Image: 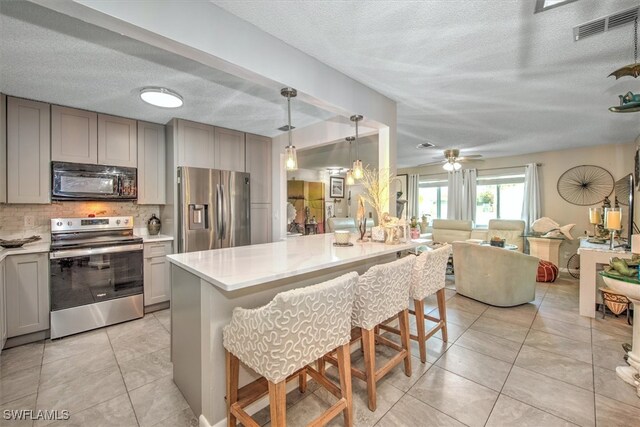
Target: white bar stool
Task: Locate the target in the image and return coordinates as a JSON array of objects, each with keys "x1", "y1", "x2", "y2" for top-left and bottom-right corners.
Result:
[
  {"x1": 325, "y1": 255, "x2": 416, "y2": 411},
  {"x1": 380, "y1": 244, "x2": 451, "y2": 363},
  {"x1": 223, "y1": 272, "x2": 358, "y2": 427}
]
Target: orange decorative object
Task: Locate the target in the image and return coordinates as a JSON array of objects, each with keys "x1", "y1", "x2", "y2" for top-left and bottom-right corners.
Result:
[{"x1": 537, "y1": 260, "x2": 558, "y2": 283}]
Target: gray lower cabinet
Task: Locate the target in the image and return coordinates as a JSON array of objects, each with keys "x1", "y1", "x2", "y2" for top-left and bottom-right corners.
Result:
[
  {"x1": 0, "y1": 259, "x2": 6, "y2": 352},
  {"x1": 5, "y1": 253, "x2": 49, "y2": 338},
  {"x1": 251, "y1": 204, "x2": 272, "y2": 244},
  {"x1": 143, "y1": 241, "x2": 172, "y2": 306},
  {"x1": 7, "y1": 97, "x2": 51, "y2": 204}
]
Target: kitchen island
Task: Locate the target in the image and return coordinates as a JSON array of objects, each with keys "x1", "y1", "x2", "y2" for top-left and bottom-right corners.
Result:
[{"x1": 167, "y1": 233, "x2": 419, "y2": 427}]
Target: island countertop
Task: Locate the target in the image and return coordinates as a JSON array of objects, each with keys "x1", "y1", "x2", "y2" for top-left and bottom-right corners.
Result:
[{"x1": 167, "y1": 233, "x2": 419, "y2": 291}]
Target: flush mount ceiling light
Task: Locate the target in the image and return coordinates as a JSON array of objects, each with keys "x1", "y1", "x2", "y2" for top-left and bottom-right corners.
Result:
[
  {"x1": 281, "y1": 87, "x2": 298, "y2": 171},
  {"x1": 534, "y1": 0, "x2": 578, "y2": 13},
  {"x1": 350, "y1": 115, "x2": 364, "y2": 180},
  {"x1": 139, "y1": 87, "x2": 183, "y2": 108}
]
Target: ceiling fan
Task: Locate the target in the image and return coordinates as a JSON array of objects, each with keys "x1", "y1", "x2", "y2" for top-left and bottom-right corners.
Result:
[{"x1": 421, "y1": 149, "x2": 483, "y2": 171}]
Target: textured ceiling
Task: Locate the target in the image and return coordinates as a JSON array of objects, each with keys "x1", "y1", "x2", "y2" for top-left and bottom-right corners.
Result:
[
  {"x1": 297, "y1": 135, "x2": 378, "y2": 171},
  {"x1": 213, "y1": 0, "x2": 640, "y2": 167},
  {"x1": 0, "y1": 1, "x2": 335, "y2": 137}
]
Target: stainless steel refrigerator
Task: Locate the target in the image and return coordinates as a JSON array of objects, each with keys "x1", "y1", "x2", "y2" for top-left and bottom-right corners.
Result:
[{"x1": 178, "y1": 167, "x2": 251, "y2": 253}]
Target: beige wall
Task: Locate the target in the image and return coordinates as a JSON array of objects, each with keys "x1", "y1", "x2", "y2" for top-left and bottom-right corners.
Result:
[{"x1": 401, "y1": 143, "x2": 636, "y2": 267}]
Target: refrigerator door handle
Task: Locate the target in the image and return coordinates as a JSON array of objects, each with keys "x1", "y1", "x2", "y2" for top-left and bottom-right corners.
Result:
[
  {"x1": 216, "y1": 184, "x2": 223, "y2": 236},
  {"x1": 220, "y1": 184, "x2": 226, "y2": 239}
]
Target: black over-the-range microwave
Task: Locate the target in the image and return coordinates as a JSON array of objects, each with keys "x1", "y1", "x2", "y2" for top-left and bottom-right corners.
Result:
[{"x1": 51, "y1": 162, "x2": 137, "y2": 201}]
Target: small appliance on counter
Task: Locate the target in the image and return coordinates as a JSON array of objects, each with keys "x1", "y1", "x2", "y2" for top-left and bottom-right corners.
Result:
[
  {"x1": 51, "y1": 161, "x2": 137, "y2": 201},
  {"x1": 49, "y1": 216, "x2": 143, "y2": 339}
]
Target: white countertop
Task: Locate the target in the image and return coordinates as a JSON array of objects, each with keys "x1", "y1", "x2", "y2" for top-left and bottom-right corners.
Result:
[
  {"x1": 167, "y1": 233, "x2": 419, "y2": 291},
  {"x1": 137, "y1": 234, "x2": 174, "y2": 243},
  {"x1": 0, "y1": 241, "x2": 51, "y2": 262},
  {"x1": 577, "y1": 236, "x2": 629, "y2": 254}
]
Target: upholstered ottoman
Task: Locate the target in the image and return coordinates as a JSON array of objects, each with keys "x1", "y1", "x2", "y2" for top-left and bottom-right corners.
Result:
[{"x1": 537, "y1": 260, "x2": 558, "y2": 282}]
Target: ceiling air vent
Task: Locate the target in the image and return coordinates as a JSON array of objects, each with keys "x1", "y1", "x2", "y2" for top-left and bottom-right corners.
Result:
[{"x1": 574, "y1": 6, "x2": 639, "y2": 41}]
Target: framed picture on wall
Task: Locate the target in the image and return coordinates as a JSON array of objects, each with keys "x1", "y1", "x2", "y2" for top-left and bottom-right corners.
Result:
[
  {"x1": 396, "y1": 174, "x2": 408, "y2": 199},
  {"x1": 330, "y1": 176, "x2": 345, "y2": 198}
]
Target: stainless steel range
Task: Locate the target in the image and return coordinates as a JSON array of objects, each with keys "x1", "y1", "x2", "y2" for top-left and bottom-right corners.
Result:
[{"x1": 49, "y1": 216, "x2": 144, "y2": 339}]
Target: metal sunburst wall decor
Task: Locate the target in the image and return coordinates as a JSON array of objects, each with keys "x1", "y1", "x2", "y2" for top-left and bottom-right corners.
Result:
[{"x1": 557, "y1": 165, "x2": 614, "y2": 206}]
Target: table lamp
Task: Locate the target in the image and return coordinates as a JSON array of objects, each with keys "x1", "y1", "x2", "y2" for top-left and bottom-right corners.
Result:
[
  {"x1": 604, "y1": 207, "x2": 622, "y2": 250},
  {"x1": 589, "y1": 207, "x2": 602, "y2": 237}
]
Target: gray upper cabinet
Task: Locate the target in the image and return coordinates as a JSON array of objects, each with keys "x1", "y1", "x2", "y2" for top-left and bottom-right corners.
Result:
[
  {"x1": 5, "y1": 253, "x2": 49, "y2": 338},
  {"x1": 176, "y1": 119, "x2": 215, "y2": 168},
  {"x1": 0, "y1": 259, "x2": 6, "y2": 352},
  {"x1": 51, "y1": 105, "x2": 98, "y2": 164},
  {"x1": 7, "y1": 97, "x2": 50, "y2": 204},
  {"x1": 245, "y1": 133, "x2": 272, "y2": 204},
  {"x1": 0, "y1": 94, "x2": 6, "y2": 204},
  {"x1": 138, "y1": 121, "x2": 166, "y2": 205},
  {"x1": 98, "y1": 114, "x2": 137, "y2": 168},
  {"x1": 214, "y1": 127, "x2": 245, "y2": 172}
]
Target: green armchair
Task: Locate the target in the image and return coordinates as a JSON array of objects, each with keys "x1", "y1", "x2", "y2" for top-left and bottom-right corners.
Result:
[{"x1": 452, "y1": 242, "x2": 538, "y2": 307}]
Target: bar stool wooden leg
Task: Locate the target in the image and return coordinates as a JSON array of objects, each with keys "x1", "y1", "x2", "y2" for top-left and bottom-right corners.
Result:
[
  {"x1": 414, "y1": 299, "x2": 427, "y2": 363},
  {"x1": 298, "y1": 367, "x2": 307, "y2": 393},
  {"x1": 398, "y1": 309, "x2": 412, "y2": 377},
  {"x1": 336, "y1": 343, "x2": 353, "y2": 427},
  {"x1": 437, "y1": 288, "x2": 448, "y2": 342},
  {"x1": 361, "y1": 327, "x2": 377, "y2": 411},
  {"x1": 317, "y1": 357, "x2": 326, "y2": 376},
  {"x1": 268, "y1": 380, "x2": 287, "y2": 427},
  {"x1": 225, "y1": 350, "x2": 239, "y2": 427}
]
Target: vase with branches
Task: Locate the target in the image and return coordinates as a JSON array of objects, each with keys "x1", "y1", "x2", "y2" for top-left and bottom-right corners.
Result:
[{"x1": 359, "y1": 167, "x2": 397, "y2": 241}]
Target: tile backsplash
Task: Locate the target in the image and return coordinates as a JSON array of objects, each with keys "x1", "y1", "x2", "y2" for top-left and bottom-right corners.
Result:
[{"x1": 0, "y1": 202, "x2": 160, "y2": 240}]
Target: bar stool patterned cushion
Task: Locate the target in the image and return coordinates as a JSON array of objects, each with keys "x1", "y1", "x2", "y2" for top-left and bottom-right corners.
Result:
[
  {"x1": 410, "y1": 244, "x2": 451, "y2": 300},
  {"x1": 222, "y1": 272, "x2": 358, "y2": 384},
  {"x1": 352, "y1": 255, "x2": 416, "y2": 330}
]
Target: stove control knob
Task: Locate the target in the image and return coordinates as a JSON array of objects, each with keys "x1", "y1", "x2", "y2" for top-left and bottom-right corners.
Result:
[
  {"x1": 56, "y1": 221, "x2": 63, "y2": 227},
  {"x1": 116, "y1": 220, "x2": 121, "y2": 225},
  {"x1": 67, "y1": 221, "x2": 72, "y2": 226}
]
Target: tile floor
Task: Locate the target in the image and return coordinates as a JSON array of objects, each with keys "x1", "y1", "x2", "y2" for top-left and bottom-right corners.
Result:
[
  {"x1": 0, "y1": 275, "x2": 638, "y2": 426},
  {"x1": 0, "y1": 309, "x2": 198, "y2": 427}
]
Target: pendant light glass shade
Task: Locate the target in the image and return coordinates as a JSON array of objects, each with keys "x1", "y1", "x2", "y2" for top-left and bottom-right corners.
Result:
[
  {"x1": 352, "y1": 160, "x2": 364, "y2": 179},
  {"x1": 281, "y1": 87, "x2": 298, "y2": 171},
  {"x1": 443, "y1": 162, "x2": 454, "y2": 172},
  {"x1": 346, "y1": 170, "x2": 355, "y2": 185},
  {"x1": 285, "y1": 145, "x2": 298, "y2": 171},
  {"x1": 453, "y1": 162, "x2": 462, "y2": 171},
  {"x1": 350, "y1": 114, "x2": 364, "y2": 180}
]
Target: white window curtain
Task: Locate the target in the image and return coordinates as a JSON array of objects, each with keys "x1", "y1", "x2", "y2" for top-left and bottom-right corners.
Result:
[
  {"x1": 521, "y1": 163, "x2": 541, "y2": 232},
  {"x1": 407, "y1": 174, "x2": 420, "y2": 219},
  {"x1": 448, "y1": 169, "x2": 477, "y2": 221}
]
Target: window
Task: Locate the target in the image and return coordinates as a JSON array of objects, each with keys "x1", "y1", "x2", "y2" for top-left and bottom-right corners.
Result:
[
  {"x1": 418, "y1": 179, "x2": 448, "y2": 222},
  {"x1": 534, "y1": 0, "x2": 578, "y2": 13},
  {"x1": 476, "y1": 174, "x2": 525, "y2": 227}
]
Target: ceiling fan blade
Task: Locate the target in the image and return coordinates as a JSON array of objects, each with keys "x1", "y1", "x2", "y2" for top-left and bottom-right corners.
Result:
[
  {"x1": 457, "y1": 155, "x2": 483, "y2": 161},
  {"x1": 419, "y1": 160, "x2": 448, "y2": 167}
]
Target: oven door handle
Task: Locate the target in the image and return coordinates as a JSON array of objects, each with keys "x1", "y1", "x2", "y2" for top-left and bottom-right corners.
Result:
[{"x1": 50, "y1": 244, "x2": 144, "y2": 259}]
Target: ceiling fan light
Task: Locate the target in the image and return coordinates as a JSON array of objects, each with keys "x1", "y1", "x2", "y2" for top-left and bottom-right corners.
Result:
[
  {"x1": 140, "y1": 87, "x2": 183, "y2": 108},
  {"x1": 453, "y1": 162, "x2": 462, "y2": 171},
  {"x1": 346, "y1": 170, "x2": 355, "y2": 185},
  {"x1": 443, "y1": 162, "x2": 454, "y2": 172}
]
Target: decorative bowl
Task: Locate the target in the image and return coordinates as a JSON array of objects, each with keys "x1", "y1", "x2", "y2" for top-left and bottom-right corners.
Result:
[{"x1": 0, "y1": 235, "x2": 42, "y2": 249}]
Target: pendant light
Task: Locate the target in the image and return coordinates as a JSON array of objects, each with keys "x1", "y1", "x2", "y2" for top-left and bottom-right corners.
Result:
[
  {"x1": 281, "y1": 87, "x2": 298, "y2": 171},
  {"x1": 350, "y1": 115, "x2": 364, "y2": 179},
  {"x1": 345, "y1": 136, "x2": 355, "y2": 185}
]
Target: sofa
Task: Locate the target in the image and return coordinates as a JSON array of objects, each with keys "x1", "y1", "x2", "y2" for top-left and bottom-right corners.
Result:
[
  {"x1": 326, "y1": 217, "x2": 375, "y2": 233},
  {"x1": 431, "y1": 219, "x2": 525, "y2": 252},
  {"x1": 452, "y1": 242, "x2": 538, "y2": 306}
]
